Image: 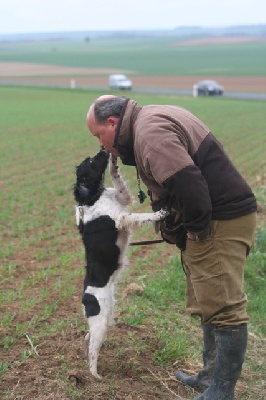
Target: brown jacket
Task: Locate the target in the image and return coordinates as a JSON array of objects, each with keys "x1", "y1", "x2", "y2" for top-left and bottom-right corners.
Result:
[{"x1": 114, "y1": 99, "x2": 257, "y2": 232}]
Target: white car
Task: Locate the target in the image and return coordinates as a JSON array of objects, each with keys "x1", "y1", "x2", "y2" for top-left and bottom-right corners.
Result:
[
  {"x1": 196, "y1": 80, "x2": 223, "y2": 96},
  {"x1": 109, "y1": 74, "x2": 132, "y2": 90}
]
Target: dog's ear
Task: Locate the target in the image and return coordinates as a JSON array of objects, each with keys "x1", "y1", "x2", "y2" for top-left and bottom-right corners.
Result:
[
  {"x1": 74, "y1": 184, "x2": 90, "y2": 203},
  {"x1": 79, "y1": 186, "x2": 90, "y2": 198}
]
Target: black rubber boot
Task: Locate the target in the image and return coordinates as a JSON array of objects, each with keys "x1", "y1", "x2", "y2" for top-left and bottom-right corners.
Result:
[
  {"x1": 175, "y1": 323, "x2": 216, "y2": 391},
  {"x1": 193, "y1": 324, "x2": 248, "y2": 400}
]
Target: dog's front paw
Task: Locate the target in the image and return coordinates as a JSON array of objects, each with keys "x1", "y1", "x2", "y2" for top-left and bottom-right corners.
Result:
[{"x1": 157, "y1": 208, "x2": 170, "y2": 220}]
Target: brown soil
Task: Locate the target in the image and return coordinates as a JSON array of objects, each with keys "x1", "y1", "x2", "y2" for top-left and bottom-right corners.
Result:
[
  {"x1": 0, "y1": 62, "x2": 265, "y2": 92},
  {"x1": 1, "y1": 232, "x2": 264, "y2": 400},
  {"x1": 2, "y1": 193, "x2": 265, "y2": 400},
  {"x1": 0, "y1": 237, "x2": 191, "y2": 400}
]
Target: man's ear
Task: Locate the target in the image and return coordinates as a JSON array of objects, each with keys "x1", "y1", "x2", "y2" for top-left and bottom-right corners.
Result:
[{"x1": 107, "y1": 116, "x2": 119, "y2": 127}]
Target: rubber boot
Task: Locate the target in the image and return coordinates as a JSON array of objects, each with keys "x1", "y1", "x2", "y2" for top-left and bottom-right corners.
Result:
[
  {"x1": 175, "y1": 323, "x2": 216, "y2": 391},
  {"x1": 193, "y1": 324, "x2": 247, "y2": 400}
]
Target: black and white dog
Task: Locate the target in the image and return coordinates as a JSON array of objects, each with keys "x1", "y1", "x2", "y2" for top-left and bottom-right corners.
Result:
[{"x1": 74, "y1": 148, "x2": 168, "y2": 379}]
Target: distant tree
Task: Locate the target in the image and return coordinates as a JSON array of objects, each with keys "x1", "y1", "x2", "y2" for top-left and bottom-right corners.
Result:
[{"x1": 85, "y1": 37, "x2": 90, "y2": 43}]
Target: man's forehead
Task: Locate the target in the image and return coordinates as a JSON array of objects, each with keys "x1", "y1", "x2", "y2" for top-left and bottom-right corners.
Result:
[{"x1": 87, "y1": 106, "x2": 97, "y2": 132}]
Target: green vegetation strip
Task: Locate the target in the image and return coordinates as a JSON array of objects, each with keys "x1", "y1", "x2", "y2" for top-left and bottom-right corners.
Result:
[{"x1": 0, "y1": 39, "x2": 266, "y2": 75}]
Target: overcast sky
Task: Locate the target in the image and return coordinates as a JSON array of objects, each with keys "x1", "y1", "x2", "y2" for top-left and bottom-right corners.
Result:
[{"x1": 0, "y1": 0, "x2": 265, "y2": 35}]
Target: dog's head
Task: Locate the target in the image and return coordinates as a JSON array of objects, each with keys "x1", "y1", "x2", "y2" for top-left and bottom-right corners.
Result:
[{"x1": 74, "y1": 147, "x2": 109, "y2": 206}]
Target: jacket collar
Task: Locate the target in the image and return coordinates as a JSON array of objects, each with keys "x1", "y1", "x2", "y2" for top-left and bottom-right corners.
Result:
[{"x1": 113, "y1": 99, "x2": 142, "y2": 166}]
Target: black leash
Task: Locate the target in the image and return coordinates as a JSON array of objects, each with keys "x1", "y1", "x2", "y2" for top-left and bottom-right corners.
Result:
[{"x1": 130, "y1": 239, "x2": 165, "y2": 246}]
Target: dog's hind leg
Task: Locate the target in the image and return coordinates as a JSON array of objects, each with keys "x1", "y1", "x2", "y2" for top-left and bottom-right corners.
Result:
[
  {"x1": 86, "y1": 315, "x2": 108, "y2": 380},
  {"x1": 83, "y1": 291, "x2": 109, "y2": 379}
]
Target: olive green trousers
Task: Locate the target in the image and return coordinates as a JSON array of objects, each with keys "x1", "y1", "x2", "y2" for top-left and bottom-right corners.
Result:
[{"x1": 183, "y1": 212, "x2": 257, "y2": 326}]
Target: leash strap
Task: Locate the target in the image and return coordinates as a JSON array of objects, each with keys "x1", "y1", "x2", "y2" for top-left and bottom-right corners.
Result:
[{"x1": 130, "y1": 239, "x2": 165, "y2": 246}]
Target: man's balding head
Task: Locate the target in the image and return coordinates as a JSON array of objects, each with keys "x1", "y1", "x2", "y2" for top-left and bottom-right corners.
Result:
[{"x1": 86, "y1": 95, "x2": 128, "y2": 156}]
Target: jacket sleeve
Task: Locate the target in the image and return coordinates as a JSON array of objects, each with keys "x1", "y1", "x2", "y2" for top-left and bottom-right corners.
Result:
[{"x1": 164, "y1": 165, "x2": 212, "y2": 232}]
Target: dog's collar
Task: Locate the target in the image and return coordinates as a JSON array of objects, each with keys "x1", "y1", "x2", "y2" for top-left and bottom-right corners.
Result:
[
  {"x1": 75, "y1": 206, "x2": 85, "y2": 227},
  {"x1": 78, "y1": 206, "x2": 85, "y2": 222}
]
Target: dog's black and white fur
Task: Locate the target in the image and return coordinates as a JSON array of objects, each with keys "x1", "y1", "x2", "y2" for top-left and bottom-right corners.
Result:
[{"x1": 74, "y1": 148, "x2": 168, "y2": 379}]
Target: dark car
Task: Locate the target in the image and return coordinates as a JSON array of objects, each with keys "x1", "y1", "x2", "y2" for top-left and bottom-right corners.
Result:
[{"x1": 196, "y1": 80, "x2": 223, "y2": 96}]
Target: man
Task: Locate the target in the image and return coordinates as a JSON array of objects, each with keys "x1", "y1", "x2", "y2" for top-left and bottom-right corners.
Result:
[{"x1": 86, "y1": 95, "x2": 257, "y2": 400}]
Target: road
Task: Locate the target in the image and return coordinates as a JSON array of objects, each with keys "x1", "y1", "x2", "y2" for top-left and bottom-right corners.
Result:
[
  {"x1": 1, "y1": 81, "x2": 266, "y2": 100},
  {"x1": 131, "y1": 86, "x2": 266, "y2": 101}
]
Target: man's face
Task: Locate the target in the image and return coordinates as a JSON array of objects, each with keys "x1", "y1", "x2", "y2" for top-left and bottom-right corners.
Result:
[{"x1": 87, "y1": 105, "x2": 119, "y2": 156}]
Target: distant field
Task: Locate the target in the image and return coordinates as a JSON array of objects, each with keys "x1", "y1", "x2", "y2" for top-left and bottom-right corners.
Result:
[{"x1": 0, "y1": 37, "x2": 266, "y2": 76}]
